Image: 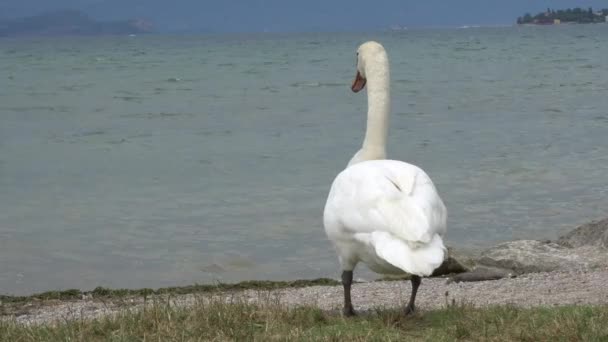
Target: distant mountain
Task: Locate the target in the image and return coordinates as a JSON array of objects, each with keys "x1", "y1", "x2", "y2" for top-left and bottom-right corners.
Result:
[
  {"x1": 0, "y1": 9, "x2": 154, "y2": 37},
  {"x1": 5, "y1": 0, "x2": 608, "y2": 33}
]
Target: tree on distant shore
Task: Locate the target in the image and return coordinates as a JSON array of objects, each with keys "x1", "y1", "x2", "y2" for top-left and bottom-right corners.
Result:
[
  {"x1": 517, "y1": 7, "x2": 608, "y2": 24},
  {"x1": 517, "y1": 13, "x2": 533, "y2": 24}
]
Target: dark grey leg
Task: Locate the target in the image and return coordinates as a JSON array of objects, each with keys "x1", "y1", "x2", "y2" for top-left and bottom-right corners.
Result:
[
  {"x1": 341, "y1": 270, "x2": 356, "y2": 317},
  {"x1": 404, "y1": 275, "x2": 421, "y2": 315}
]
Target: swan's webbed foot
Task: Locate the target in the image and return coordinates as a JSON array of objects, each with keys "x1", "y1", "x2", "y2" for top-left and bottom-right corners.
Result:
[
  {"x1": 404, "y1": 303, "x2": 416, "y2": 316},
  {"x1": 343, "y1": 306, "x2": 357, "y2": 317}
]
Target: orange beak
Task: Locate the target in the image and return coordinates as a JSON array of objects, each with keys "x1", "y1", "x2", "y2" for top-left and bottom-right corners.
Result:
[{"x1": 351, "y1": 71, "x2": 366, "y2": 93}]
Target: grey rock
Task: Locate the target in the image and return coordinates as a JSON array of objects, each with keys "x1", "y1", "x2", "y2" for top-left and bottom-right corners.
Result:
[
  {"x1": 447, "y1": 266, "x2": 515, "y2": 283},
  {"x1": 473, "y1": 236, "x2": 608, "y2": 276},
  {"x1": 476, "y1": 240, "x2": 579, "y2": 273},
  {"x1": 557, "y1": 218, "x2": 608, "y2": 249},
  {"x1": 441, "y1": 218, "x2": 608, "y2": 282},
  {"x1": 431, "y1": 249, "x2": 470, "y2": 277}
]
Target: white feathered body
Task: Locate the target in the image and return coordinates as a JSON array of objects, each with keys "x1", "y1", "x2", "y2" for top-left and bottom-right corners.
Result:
[{"x1": 323, "y1": 159, "x2": 447, "y2": 276}]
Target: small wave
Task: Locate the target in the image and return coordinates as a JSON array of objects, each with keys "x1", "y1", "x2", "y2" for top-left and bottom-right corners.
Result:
[
  {"x1": 107, "y1": 138, "x2": 127, "y2": 145},
  {"x1": 593, "y1": 116, "x2": 608, "y2": 122},
  {"x1": 73, "y1": 130, "x2": 105, "y2": 137},
  {"x1": 204, "y1": 94, "x2": 223, "y2": 99},
  {"x1": 291, "y1": 107, "x2": 309, "y2": 114},
  {"x1": 308, "y1": 58, "x2": 328, "y2": 63},
  {"x1": 120, "y1": 112, "x2": 194, "y2": 120},
  {"x1": 197, "y1": 129, "x2": 232, "y2": 137},
  {"x1": 116, "y1": 90, "x2": 139, "y2": 95},
  {"x1": 128, "y1": 133, "x2": 153, "y2": 139},
  {"x1": 159, "y1": 112, "x2": 188, "y2": 118},
  {"x1": 290, "y1": 82, "x2": 343, "y2": 88},
  {"x1": 224, "y1": 256, "x2": 256, "y2": 269},
  {"x1": 2, "y1": 105, "x2": 69, "y2": 112},
  {"x1": 543, "y1": 108, "x2": 563, "y2": 113},
  {"x1": 550, "y1": 58, "x2": 588, "y2": 63},
  {"x1": 394, "y1": 79, "x2": 419, "y2": 85},
  {"x1": 504, "y1": 167, "x2": 533, "y2": 176},
  {"x1": 243, "y1": 69, "x2": 261, "y2": 75},
  {"x1": 113, "y1": 95, "x2": 143, "y2": 102},
  {"x1": 260, "y1": 86, "x2": 280, "y2": 93},
  {"x1": 528, "y1": 83, "x2": 550, "y2": 90},
  {"x1": 453, "y1": 46, "x2": 487, "y2": 51},
  {"x1": 60, "y1": 83, "x2": 94, "y2": 91},
  {"x1": 418, "y1": 139, "x2": 431, "y2": 148},
  {"x1": 290, "y1": 82, "x2": 321, "y2": 88},
  {"x1": 319, "y1": 82, "x2": 343, "y2": 87},
  {"x1": 201, "y1": 263, "x2": 225, "y2": 273}
]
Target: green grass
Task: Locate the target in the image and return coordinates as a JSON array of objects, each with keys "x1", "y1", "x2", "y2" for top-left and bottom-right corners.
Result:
[{"x1": 2, "y1": 297, "x2": 608, "y2": 341}]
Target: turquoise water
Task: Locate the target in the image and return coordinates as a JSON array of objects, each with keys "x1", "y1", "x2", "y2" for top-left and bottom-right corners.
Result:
[{"x1": 1, "y1": 26, "x2": 608, "y2": 295}]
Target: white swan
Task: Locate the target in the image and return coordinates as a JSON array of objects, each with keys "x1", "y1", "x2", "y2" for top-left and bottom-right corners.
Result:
[{"x1": 323, "y1": 41, "x2": 447, "y2": 316}]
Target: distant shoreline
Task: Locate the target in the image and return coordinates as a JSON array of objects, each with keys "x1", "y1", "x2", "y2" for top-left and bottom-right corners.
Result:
[
  {"x1": 517, "y1": 7, "x2": 608, "y2": 25},
  {"x1": 0, "y1": 9, "x2": 153, "y2": 37},
  {"x1": 519, "y1": 22, "x2": 608, "y2": 26}
]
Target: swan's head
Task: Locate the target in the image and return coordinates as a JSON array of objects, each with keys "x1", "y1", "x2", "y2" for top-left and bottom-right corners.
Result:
[{"x1": 351, "y1": 41, "x2": 388, "y2": 93}]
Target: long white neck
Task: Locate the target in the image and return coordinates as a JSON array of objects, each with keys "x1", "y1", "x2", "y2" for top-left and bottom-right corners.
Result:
[{"x1": 348, "y1": 59, "x2": 390, "y2": 166}]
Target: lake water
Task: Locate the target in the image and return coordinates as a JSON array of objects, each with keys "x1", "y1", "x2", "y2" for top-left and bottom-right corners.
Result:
[{"x1": 1, "y1": 25, "x2": 608, "y2": 295}]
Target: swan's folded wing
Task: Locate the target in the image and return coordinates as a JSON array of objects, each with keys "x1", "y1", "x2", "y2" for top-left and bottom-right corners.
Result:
[
  {"x1": 339, "y1": 188, "x2": 438, "y2": 245},
  {"x1": 331, "y1": 160, "x2": 446, "y2": 244},
  {"x1": 369, "y1": 195, "x2": 434, "y2": 244}
]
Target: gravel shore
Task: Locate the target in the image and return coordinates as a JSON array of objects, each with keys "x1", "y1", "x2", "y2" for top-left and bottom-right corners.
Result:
[{"x1": 4, "y1": 267, "x2": 608, "y2": 326}]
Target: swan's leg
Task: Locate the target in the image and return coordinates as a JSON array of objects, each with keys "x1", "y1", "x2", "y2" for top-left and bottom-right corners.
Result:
[
  {"x1": 341, "y1": 270, "x2": 356, "y2": 317},
  {"x1": 404, "y1": 275, "x2": 421, "y2": 315}
]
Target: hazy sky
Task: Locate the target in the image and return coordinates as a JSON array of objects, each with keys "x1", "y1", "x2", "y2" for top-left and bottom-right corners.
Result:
[{"x1": 1, "y1": 0, "x2": 607, "y2": 32}]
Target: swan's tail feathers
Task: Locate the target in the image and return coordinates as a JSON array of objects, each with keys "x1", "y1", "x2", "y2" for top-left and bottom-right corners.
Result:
[
  {"x1": 370, "y1": 232, "x2": 446, "y2": 276},
  {"x1": 374, "y1": 196, "x2": 435, "y2": 244}
]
